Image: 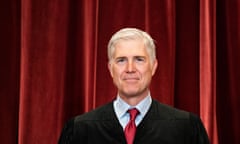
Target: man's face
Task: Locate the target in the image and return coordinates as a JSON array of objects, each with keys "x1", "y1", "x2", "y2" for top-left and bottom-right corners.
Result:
[{"x1": 108, "y1": 39, "x2": 158, "y2": 99}]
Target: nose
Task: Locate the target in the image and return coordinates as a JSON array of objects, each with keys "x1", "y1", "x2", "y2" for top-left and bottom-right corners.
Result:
[{"x1": 126, "y1": 61, "x2": 135, "y2": 72}]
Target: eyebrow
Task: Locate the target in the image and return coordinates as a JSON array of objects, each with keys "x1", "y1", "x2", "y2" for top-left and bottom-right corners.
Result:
[
  {"x1": 115, "y1": 55, "x2": 145, "y2": 58},
  {"x1": 134, "y1": 56, "x2": 146, "y2": 59},
  {"x1": 115, "y1": 56, "x2": 127, "y2": 60},
  {"x1": 114, "y1": 56, "x2": 146, "y2": 60}
]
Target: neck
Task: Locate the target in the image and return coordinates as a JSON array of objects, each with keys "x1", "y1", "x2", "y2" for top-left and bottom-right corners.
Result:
[{"x1": 118, "y1": 90, "x2": 149, "y2": 106}]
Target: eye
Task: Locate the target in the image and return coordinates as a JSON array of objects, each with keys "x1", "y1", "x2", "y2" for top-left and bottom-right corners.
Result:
[
  {"x1": 135, "y1": 57, "x2": 145, "y2": 62},
  {"x1": 116, "y1": 57, "x2": 126, "y2": 64}
]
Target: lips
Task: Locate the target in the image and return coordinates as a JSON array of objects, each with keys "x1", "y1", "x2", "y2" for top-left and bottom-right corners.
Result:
[
  {"x1": 123, "y1": 77, "x2": 139, "y2": 81},
  {"x1": 122, "y1": 74, "x2": 140, "y2": 81}
]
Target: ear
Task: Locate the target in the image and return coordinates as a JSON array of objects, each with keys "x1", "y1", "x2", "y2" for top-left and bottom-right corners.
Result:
[
  {"x1": 108, "y1": 62, "x2": 113, "y2": 77},
  {"x1": 151, "y1": 59, "x2": 158, "y2": 76}
]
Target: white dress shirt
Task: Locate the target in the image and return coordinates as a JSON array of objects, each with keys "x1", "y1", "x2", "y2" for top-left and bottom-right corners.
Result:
[{"x1": 113, "y1": 93, "x2": 152, "y2": 129}]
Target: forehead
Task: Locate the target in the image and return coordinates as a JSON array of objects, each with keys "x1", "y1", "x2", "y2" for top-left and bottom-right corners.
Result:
[{"x1": 113, "y1": 40, "x2": 148, "y2": 57}]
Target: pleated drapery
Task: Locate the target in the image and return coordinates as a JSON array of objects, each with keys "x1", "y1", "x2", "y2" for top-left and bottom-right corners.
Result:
[{"x1": 0, "y1": 0, "x2": 240, "y2": 144}]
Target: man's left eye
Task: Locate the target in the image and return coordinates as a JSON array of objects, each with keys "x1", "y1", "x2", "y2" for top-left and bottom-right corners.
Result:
[{"x1": 136, "y1": 57, "x2": 144, "y2": 62}]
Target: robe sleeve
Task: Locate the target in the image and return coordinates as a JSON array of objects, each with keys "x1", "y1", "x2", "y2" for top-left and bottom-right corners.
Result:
[
  {"x1": 189, "y1": 113, "x2": 210, "y2": 144},
  {"x1": 58, "y1": 117, "x2": 89, "y2": 144},
  {"x1": 58, "y1": 118, "x2": 75, "y2": 144}
]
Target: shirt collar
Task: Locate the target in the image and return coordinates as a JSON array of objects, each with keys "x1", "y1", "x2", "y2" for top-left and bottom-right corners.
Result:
[{"x1": 114, "y1": 93, "x2": 152, "y2": 118}]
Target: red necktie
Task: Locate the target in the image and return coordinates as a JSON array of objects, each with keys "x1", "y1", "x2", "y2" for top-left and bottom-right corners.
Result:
[{"x1": 124, "y1": 108, "x2": 139, "y2": 144}]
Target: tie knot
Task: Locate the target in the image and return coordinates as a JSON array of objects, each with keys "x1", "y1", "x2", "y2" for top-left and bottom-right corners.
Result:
[{"x1": 128, "y1": 108, "x2": 139, "y2": 120}]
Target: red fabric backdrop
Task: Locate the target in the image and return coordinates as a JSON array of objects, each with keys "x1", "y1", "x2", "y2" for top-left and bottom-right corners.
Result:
[{"x1": 0, "y1": 0, "x2": 239, "y2": 144}]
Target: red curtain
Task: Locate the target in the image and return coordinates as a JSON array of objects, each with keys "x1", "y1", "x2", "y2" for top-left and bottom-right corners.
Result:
[{"x1": 0, "y1": 0, "x2": 239, "y2": 144}]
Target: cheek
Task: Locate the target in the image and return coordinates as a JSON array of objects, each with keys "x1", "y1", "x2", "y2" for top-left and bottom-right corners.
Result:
[
  {"x1": 112, "y1": 67, "x2": 123, "y2": 79},
  {"x1": 139, "y1": 67, "x2": 153, "y2": 79}
]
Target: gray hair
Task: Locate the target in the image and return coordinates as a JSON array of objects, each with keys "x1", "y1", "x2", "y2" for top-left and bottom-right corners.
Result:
[{"x1": 107, "y1": 28, "x2": 156, "y2": 63}]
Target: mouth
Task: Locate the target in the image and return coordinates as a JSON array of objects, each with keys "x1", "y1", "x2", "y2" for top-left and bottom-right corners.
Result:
[{"x1": 123, "y1": 77, "x2": 139, "y2": 82}]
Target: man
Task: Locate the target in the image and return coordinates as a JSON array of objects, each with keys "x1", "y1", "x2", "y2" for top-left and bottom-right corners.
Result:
[{"x1": 58, "y1": 28, "x2": 210, "y2": 144}]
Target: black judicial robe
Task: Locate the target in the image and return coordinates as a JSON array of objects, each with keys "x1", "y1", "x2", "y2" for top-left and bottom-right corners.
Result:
[{"x1": 58, "y1": 100, "x2": 210, "y2": 144}]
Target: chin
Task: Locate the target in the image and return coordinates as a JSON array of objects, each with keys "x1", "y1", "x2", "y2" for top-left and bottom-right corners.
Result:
[{"x1": 121, "y1": 90, "x2": 142, "y2": 97}]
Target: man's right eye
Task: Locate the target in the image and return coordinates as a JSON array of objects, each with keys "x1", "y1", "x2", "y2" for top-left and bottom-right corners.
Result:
[{"x1": 116, "y1": 58, "x2": 126, "y2": 63}]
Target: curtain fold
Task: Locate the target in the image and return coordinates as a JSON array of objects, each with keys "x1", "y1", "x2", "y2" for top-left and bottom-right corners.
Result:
[
  {"x1": 0, "y1": 0, "x2": 240, "y2": 144},
  {"x1": 19, "y1": 0, "x2": 70, "y2": 143},
  {"x1": 200, "y1": 0, "x2": 218, "y2": 143},
  {"x1": 217, "y1": 0, "x2": 240, "y2": 143},
  {"x1": 81, "y1": 0, "x2": 98, "y2": 111},
  {"x1": 0, "y1": 0, "x2": 20, "y2": 144},
  {"x1": 174, "y1": 0, "x2": 200, "y2": 114}
]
